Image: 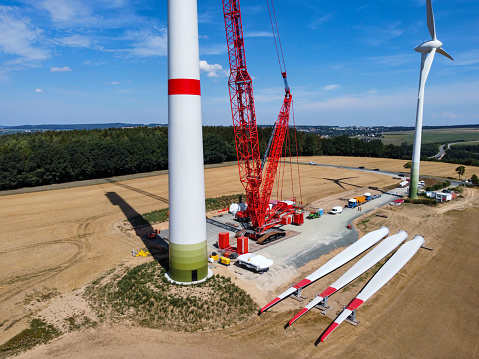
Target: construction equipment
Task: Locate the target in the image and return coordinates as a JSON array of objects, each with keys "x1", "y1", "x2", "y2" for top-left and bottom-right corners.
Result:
[
  {"x1": 219, "y1": 256, "x2": 231, "y2": 266},
  {"x1": 307, "y1": 208, "x2": 324, "y2": 219},
  {"x1": 135, "y1": 250, "x2": 150, "y2": 257},
  {"x1": 222, "y1": 0, "x2": 301, "y2": 243}
]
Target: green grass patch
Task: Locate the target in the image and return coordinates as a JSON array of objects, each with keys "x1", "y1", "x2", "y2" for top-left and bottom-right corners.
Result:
[
  {"x1": 0, "y1": 319, "x2": 60, "y2": 358},
  {"x1": 204, "y1": 193, "x2": 243, "y2": 212},
  {"x1": 404, "y1": 197, "x2": 437, "y2": 206},
  {"x1": 127, "y1": 194, "x2": 243, "y2": 227},
  {"x1": 84, "y1": 261, "x2": 258, "y2": 332},
  {"x1": 357, "y1": 217, "x2": 371, "y2": 231},
  {"x1": 425, "y1": 180, "x2": 451, "y2": 192},
  {"x1": 452, "y1": 186, "x2": 464, "y2": 193}
]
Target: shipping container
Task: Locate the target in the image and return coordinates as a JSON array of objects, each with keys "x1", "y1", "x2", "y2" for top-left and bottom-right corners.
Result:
[
  {"x1": 292, "y1": 213, "x2": 304, "y2": 225},
  {"x1": 237, "y1": 236, "x2": 249, "y2": 255},
  {"x1": 218, "y1": 232, "x2": 229, "y2": 249}
]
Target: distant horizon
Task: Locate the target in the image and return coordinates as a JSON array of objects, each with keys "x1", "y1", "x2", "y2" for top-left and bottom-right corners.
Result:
[{"x1": 2, "y1": 122, "x2": 478, "y2": 130}]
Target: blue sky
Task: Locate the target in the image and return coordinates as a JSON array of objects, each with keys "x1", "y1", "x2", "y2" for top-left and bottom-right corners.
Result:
[{"x1": 0, "y1": 0, "x2": 478, "y2": 127}]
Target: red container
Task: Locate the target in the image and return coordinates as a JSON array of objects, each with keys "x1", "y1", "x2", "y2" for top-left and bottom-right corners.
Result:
[
  {"x1": 237, "y1": 236, "x2": 248, "y2": 255},
  {"x1": 218, "y1": 232, "x2": 229, "y2": 249},
  {"x1": 293, "y1": 213, "x2": 304, "y2": 225},
  {"x1": 451, "y1": 192, "x2": 457, "y2": 199}
]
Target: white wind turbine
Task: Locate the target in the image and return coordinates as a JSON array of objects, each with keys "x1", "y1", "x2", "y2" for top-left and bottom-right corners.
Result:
[{"x1": 409, "y1": 0, "x2": 453, "y2": 199}]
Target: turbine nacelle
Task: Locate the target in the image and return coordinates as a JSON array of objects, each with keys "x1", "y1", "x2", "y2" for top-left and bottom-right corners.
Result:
[{"x1": 414, "y1": 39, "x2": 443, "y2": 54}]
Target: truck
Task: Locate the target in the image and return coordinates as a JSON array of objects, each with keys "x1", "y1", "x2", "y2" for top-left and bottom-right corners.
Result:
[
  {"x1": 347, "y1": 196, "x2": 366, "y2": 208},
  {"x1": 307, "y1": 208, "x2": 324, "y2": 219},
  {"x1": 329, "y1": 206, "x2": 343, "y2": 215},
  {"x1": 364, "y1": 192, "x2": 372, "y2": 201}
]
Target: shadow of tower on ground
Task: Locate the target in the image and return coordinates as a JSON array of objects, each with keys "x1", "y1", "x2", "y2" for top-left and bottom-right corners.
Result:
[{"x1": 105, "y1": 191, "x2": 169, "y2": 270}]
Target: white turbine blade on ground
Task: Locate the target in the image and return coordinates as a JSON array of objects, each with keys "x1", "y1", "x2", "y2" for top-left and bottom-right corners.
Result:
[
  {"x1": 426, "y1": 0, "x2": 436, "y2": 39},
  {"x1": 288, "y1": 231, "x2": 407, "y2": 326},
  {"x1": 437, "y1": 47, "x2": 454, "y2": 61},
  {"x1": 319, "y1": 308, "x2": 352, "y2": 343},
  {"x1": 351, "y1": 235, "x2": 425, "y2": 305},
  {"x1": 260, "y1": 226, "x2": 389, "y2": 313},
  {"x1": 319, "y1": 235, "x2": 424, "y2": 343}
]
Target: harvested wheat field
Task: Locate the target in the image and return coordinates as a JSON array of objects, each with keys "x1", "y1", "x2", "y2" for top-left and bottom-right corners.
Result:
[
  {"x1": 300, "y1": 155, "x2": 478, "y2": 180},
  {"x1": 0, "y1": 157, "x2": 478, "y2": 358}
]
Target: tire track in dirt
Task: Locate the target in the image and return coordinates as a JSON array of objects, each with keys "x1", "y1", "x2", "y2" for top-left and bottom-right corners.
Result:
[
  {"x1": 0, "y1": 213, "x2": 112, "y2": 302},
  {"x1": 435, "y1": 188, "x2": 476, "y2": 215}
]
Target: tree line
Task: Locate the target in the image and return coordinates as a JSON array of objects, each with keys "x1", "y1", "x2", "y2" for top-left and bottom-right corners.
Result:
[{"x1": 0, "y1": 126, "x2": 444, "y2": 191}]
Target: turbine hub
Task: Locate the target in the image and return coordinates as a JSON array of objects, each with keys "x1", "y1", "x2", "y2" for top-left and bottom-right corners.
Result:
[{"x1": 414, "y1": 39, "x2": 443, "y2": 53}]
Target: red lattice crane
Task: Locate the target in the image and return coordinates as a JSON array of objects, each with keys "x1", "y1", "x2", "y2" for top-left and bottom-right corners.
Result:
[{"x1": 222, "y1": 0, "x2": 298, "y2": 241}]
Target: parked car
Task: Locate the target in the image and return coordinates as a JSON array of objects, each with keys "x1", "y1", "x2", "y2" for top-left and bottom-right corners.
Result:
[
  {"x1": 373, "y1": 168, "x2": 380, "y2": 171},
  {"x1": 329, "y1": 206, "x2": 343, "y2": 215},
  {"x1": 358, "y1": 166, "x2": 365, "y2": 169}
]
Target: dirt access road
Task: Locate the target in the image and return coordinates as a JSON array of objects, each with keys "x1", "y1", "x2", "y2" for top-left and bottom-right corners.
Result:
[
  {"x1": 0, "y1": 159, "x2": 397, "y2": 344},
  {"x1": 16, "y1": 189, "x2": 479, "y2": 359}
]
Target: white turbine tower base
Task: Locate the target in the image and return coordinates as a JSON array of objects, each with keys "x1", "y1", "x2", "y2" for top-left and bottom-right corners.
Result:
[{"x1": 409, "y1": 0, "x2": 453, "y2": 199}]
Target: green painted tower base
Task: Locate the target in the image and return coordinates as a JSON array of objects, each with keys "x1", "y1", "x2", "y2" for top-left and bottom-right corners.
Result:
[
  {"x1": 409, "y1": 162, "x2": 420, "y2": 199},
  {"x1": 168, "y1": 240, "x2": 208, "y2": 283}
]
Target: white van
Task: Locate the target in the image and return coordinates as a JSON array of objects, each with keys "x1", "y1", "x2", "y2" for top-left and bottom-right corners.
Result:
[{"x1": 329, "y1": 206, "x2": 343, "y2": 215}]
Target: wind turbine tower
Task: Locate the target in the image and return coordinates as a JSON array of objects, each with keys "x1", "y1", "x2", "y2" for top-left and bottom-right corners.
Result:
[
  {"x1": 166, "y1": 0, "x2": 210, "y2": 283},
  {"x1": 409, "y1": 0, "x2": 453, "y2": 199}
]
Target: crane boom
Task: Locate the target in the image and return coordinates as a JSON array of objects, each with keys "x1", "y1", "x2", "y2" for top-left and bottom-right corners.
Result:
[
  {"x1": 222, "y1": 0, "x2": 293, "y2": 233},
  {"x1": 222, "y1": 0, "x2": 263, "y2": 229}
]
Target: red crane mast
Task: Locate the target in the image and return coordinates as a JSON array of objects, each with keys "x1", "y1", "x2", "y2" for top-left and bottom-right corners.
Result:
[{"x1": 222, "y1": 0, "x2": 295, "y2": 236}]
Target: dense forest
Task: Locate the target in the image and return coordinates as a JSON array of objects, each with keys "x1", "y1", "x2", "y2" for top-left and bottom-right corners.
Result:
[
  {"x1": 442, "y1": 144, "x2": 479, "y2": 167},
  {"x1": 0, "y1": 126, "x2": 448, "y2": 191}
]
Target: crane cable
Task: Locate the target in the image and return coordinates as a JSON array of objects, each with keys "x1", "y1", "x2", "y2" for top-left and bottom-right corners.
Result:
[
  {"x1": 266, "y1": 0, "x2": 286, "y2": 75},
  {"x1": 267, "y1": 0, "x2": 303, "y2": 207}
]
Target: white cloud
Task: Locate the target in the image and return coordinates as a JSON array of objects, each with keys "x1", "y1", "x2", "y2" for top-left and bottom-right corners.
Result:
[
  {"x1": 57, "y1": 34, "x2": 91, "y2": 48},
  {"x1": 452, "y1": 49, "x2": 479, "y2": 66},
  {"x1": 37, "y1": 0, "x2": 93, "y2": 23},
  {"x1": 366, "y1": 54, "x2": 416, "y2": 67},
  {"x1": 309, "y1": 14, "x2": 333, "y2": 30},
  {"x1": 199, "y1": 60, "x2": 228, "y2": 78},
  {"x1": 323, "y1": 84, "x2": 340, "y2": 91},
  {"x1": 35, "y1": 88, "x2": 43, "y2": 92},
  {"x1": 107, "y1": 81, "x2": 120, "y2": 85},
  {"x1": 244, "y1": 31, "x2": 273, "y2": 38},
  {"x1": 361, "y1": 22, "x2": 404, "y2": 46},
  {"x1": 200, "y1": 43, "x2": 226, "y2": 55},
  {"x1": 127, "y1": 28, "x2": 167, "y2": 57},
  {"x1": 0, "y1": 6, "x2": 49, "y2": 62},
  {"x1": 50, "y1": 66, "x2": 72, "y2": 72}
]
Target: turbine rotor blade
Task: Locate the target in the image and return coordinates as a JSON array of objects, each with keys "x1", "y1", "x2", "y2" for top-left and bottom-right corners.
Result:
[
  {"x1": 426, "y1": 0, "x2": 436, "y2": 39},
  {"x1": 437, "y1": 47, "x2": 454, "y2": 61},
  {"x1": 421, "y1": 48, "x2": 436, "y2": 90}
]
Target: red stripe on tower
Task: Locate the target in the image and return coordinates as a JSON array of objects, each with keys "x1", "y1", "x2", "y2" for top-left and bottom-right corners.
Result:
[{"x1": 168, "y1": 79, "x2": 201, "y2": 95}]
